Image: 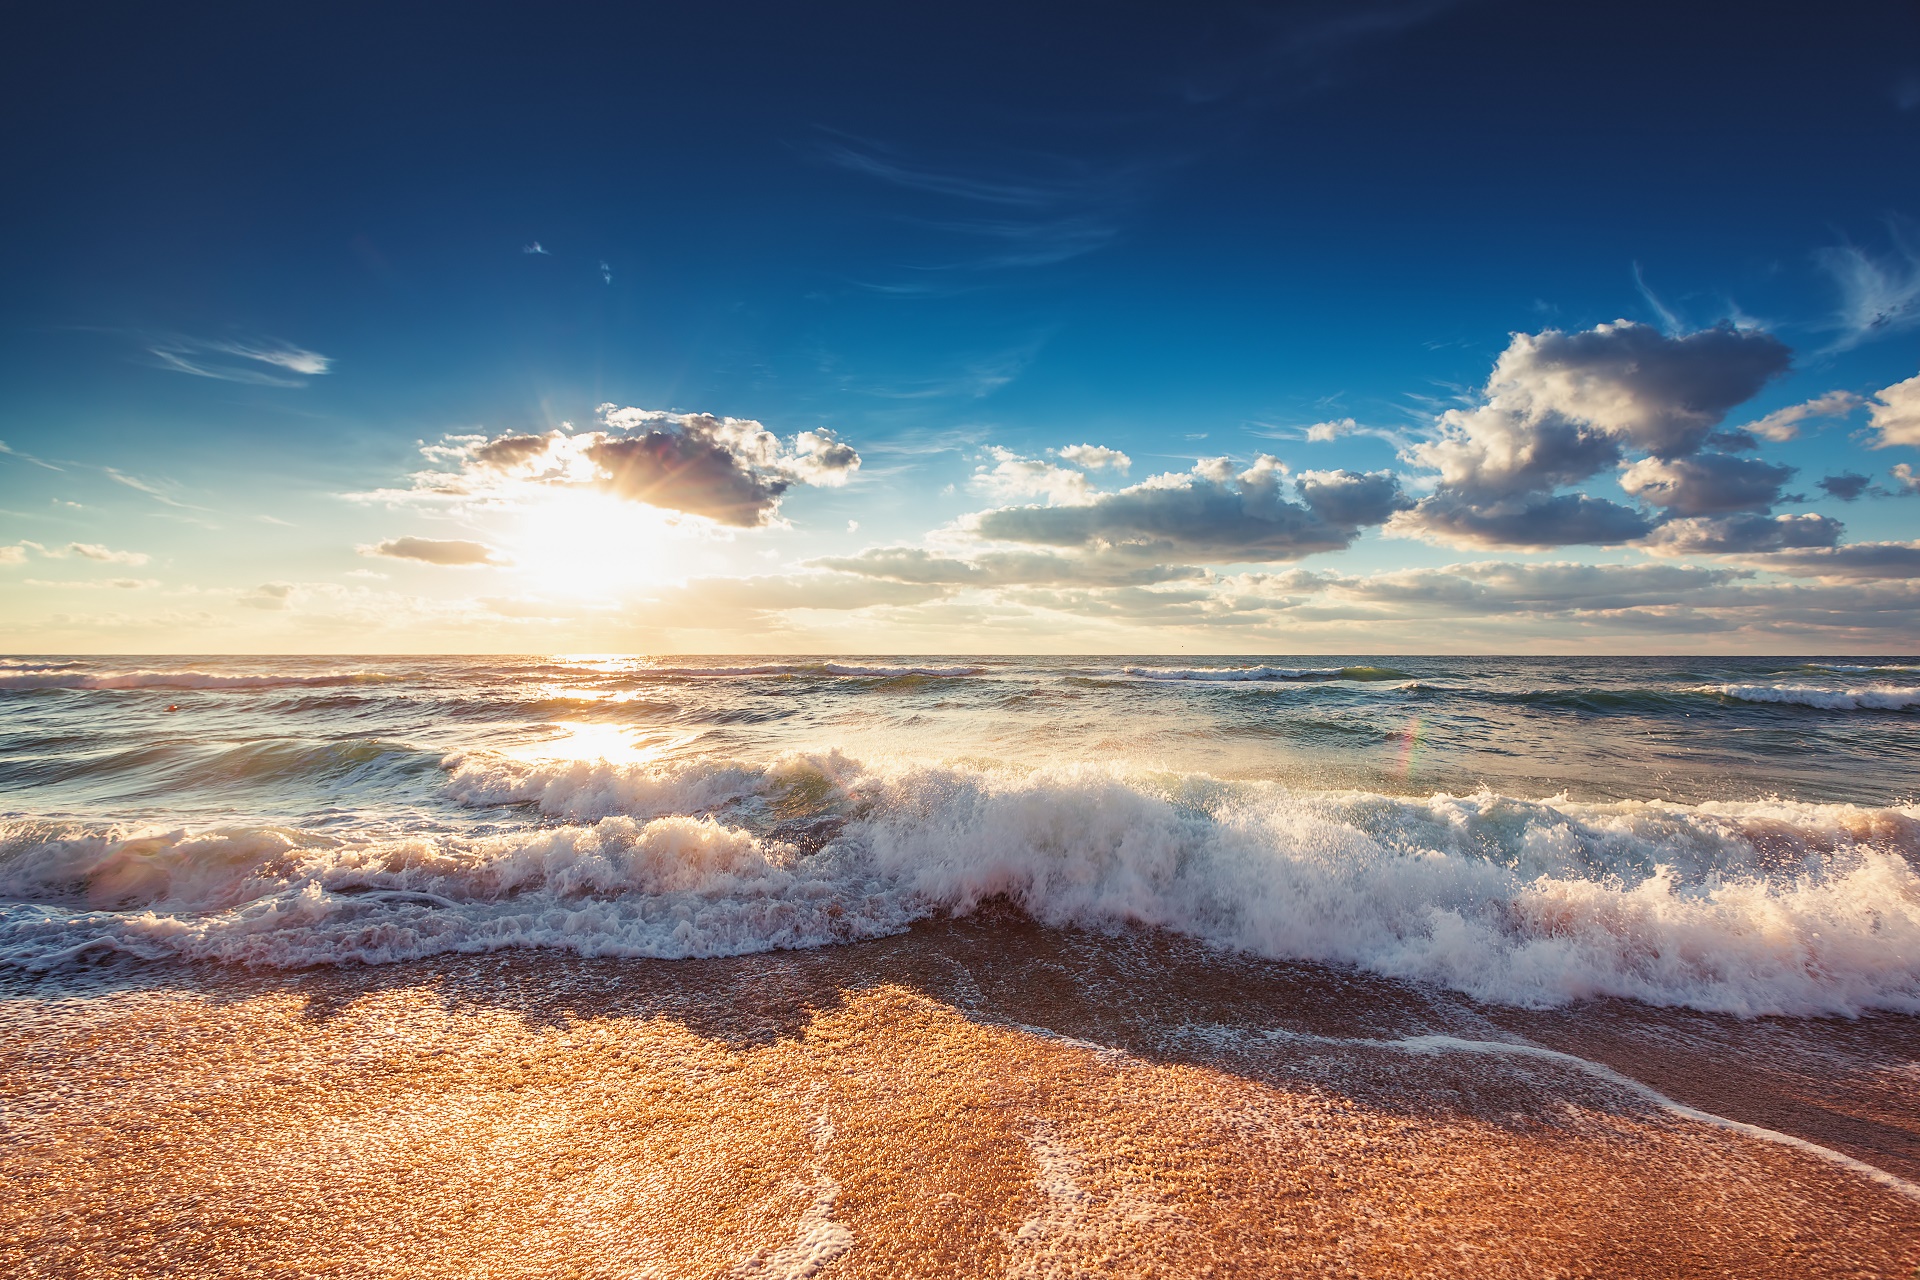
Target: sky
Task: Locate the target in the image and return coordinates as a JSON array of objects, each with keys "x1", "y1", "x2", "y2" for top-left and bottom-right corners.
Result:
[{"x1": 2, "y1": 0, "x2": 1919, "y2": 654}]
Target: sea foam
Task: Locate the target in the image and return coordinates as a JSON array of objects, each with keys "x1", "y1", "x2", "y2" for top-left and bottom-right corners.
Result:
[
  {"x1": 1699, "y1": 682, "x2": 1920, "y2": 711},
  {"x1": 4, "y1": 751, "x2": 1918, "y2": 1017}
]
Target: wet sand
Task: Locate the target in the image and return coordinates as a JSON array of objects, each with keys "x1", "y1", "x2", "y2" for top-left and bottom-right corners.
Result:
[{"x1": 5, "y1": 911, "x2": 1919, "y2": 1278}]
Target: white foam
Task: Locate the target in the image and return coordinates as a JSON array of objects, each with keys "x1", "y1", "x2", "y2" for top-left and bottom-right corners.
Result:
[
  {"x1": 1699, "y1": 682, "x2": 1920, "y2": 711},
  {"x1": 5, "y1": 755, "x2": 1920, "y2": 1017},
  {"x1": 0, "y1": 669, "x2": 400, "y2": 691},
  {"x1": 1122, "y1": 665, "x2": 1344, "y2": 681}
]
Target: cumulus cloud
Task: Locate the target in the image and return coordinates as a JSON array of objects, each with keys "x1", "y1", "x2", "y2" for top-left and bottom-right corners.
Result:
[
  {"x1": 1305, "y1": 417, "x2": 1359, "y2": 442},
  {"x1": 1055, "y1": 443, "x2": 1131, "y2": 470},
  {"x1": 1734, "y1": 389, "x2": 1861, "y2": 442},
  {"x1": 973, "y1": 455, "x2": 1407, "y2": 561},
  {"x1": 149, "y1": 337, "x2": 332, "y2": 386},
  {"x1": 1639, "y1": 513, "x2": 1842, "y2": 556},
  {"x1": 1395, "y1": 321, "x2": 1792, "y2": 548},
  {"x1": 375, "y1": 407, "x2": 861, "y2": 528},
  {"x1": 1865, "y1": 373, "x2": 1920, "y2": 449},
  {"x1": 1618, "y1": 453, "x2": 1797, "y2": 516},
  {"x1": 1894, "y1": 463, "x2": 1920, "y2": 495},
  {"x1": 360, "y1": 537, "x2": 503, "y2": 566},
  {"x1": 970, "y1": 448, "x2": 1094, "y2": 504}
]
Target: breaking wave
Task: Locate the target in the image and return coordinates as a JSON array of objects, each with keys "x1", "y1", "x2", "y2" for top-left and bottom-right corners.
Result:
[
  {"x1": 1699, "y1": 683, "x2": 1920, "y2": 712},
  {"x1": 4, "y1": 750, "x2": 1918, "y2": 1017}
]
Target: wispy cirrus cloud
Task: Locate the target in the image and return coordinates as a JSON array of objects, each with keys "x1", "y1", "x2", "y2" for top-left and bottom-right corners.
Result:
[
  {"x1": 147, "y1": 336, "x2": 332, "y2": 386},
  {"x1": 1815, "y1": 220, "x2": 1920, "y2": 351}
]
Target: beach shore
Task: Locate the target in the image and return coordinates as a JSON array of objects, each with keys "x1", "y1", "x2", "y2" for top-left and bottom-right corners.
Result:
[{"x1": 7, "y1": 910, "x2": 1918, "y2": 1278}]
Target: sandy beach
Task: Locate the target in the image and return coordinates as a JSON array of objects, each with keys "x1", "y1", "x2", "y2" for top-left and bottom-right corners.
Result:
[{"x1": 8, "y1": 911, "x2": 1918, "y2": 1279}]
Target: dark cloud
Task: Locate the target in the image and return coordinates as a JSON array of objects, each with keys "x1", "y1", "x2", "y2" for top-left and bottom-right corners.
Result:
[
  {"x1": 392, "y1": 408, "x2": 861, "y2": 528},
  {"x1": 1747, "y1": 541, "x2": 1920, "y2": 580},
  {"x1": 361, "y1": 537, "x2": 502, "y2": 566},
  {"x1": 1619, "y1": 453, "x2": 1797, "y2": 516},
  {"x1": 1639, "y1": 513, "x2": 1843, "y2": 556},
  {"x1": 1398, "y1": 321, "x2": 1792, "y2": 548},
  {"x1": 1816, "y1": 472, "x2": 1873, "y2": 502},
  {"x1": 972, "y1": 459, "x2": 1407, "y2": 562},
  {"x1": 1704, "y1": 428, "x2": 1760, "y2": 452},
  {"x1": 472, "y1": 434, "x2": 554, "y2": 468},
  {"x1": 588, "y1": 431, "x2": 792, "y2": 528},
  {"x1": 1391, "y1": 493, "x2": 1652, "y2": 549}
]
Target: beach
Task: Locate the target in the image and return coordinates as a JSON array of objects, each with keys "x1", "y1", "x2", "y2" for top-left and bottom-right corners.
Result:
[{"x1": 4, "y1": 655, "x2": 1919, "y2": 1275}]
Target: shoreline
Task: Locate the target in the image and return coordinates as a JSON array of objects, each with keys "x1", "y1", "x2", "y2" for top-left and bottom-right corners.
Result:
[{"x1": 6, "y1": 911, "x2": 1919, "y2": 1277}]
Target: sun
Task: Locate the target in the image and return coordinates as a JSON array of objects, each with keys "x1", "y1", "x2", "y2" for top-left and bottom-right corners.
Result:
[{"x1": 499, "y1": 490, "x2": 686, "y2": 597}]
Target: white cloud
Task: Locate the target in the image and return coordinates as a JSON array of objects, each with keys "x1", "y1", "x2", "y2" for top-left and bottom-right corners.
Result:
[
  {"x1": 1815, "y1": 227, "x2": 1920, "y2": 350},
  {"x1": 1055, "y1": 443, "x2": 1131, "y2": 470},
  {"x1": 1735, "y1": 389, "x2": 1863, "y2": 442},
  {"x1": 148, "y1": 337, "x2": 332, "y2": 386},
  {"x1": 65, "y1": 542, "x2": 151, "y2": 565},
  {"x1": 359, "y1": 537, "x2": 504, "y2": 567},
  {"x1": 1305, "y1": 417, "x2": 1359, "y2": 442},
  {"x1": 970, "y1": 448, "x2": 1094, "y2": 503},
  {"x1": 0, "y1": 545, "x2": 25, "y2": 565},
  {"x1": 1865, "y1": 373, "x2": 1920, "y2": 449}
]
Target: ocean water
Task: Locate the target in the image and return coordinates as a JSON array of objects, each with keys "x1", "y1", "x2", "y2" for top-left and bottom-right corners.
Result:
[{"x1": 3, "y1": 653, "x2": 1918, "y2": 1017}]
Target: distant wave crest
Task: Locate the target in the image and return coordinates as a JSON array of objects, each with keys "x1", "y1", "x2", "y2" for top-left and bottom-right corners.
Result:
[
  {"x1": 0, "y1": 669, "x2": 403, "y2": 692},
  {"x1": 1122, "y1": 665, "x2": 1412, "y2": 682}
]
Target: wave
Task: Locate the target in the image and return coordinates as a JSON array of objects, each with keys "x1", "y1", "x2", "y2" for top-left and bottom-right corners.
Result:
[
  {"x1": 1699, "y1": 683, "x2": 1920, "y2": 712},
  {"x1": 1792, "y1": 663, "x2": 1920, "y2": 675},
  {"x1": 0, "y1": 669, "x2": 403, "y2": 692},
  {"x1": 635, "y1": 662, "x2": 985, "y2": 679},
  {"x1": 1122, "y1": 665, "x2": 1412, "y2": 683},
  {"x1": 5, "y1": 751, "x2": 1918, "y2": 1017}
]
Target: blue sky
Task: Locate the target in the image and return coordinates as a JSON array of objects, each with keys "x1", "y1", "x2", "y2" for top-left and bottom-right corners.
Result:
[{"x1": 2, "y1": 1, "x2": 1918, "y2": 652}]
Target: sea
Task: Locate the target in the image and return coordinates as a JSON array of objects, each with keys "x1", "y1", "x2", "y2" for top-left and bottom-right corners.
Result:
[{"x1": 2, "y1": 653, "x2": 1917, "y2": 1014}]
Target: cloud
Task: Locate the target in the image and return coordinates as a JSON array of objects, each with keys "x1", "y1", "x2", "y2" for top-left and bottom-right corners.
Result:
[
  {"x1": 1817, "y1": 473, "x2": 1873, "y2": 502},
  {"x1": 1055, "y1": 444, "x2": 1130, "y2": 471},
  {"x1": 103, "y1": 468, "x2": 202, "y2": 509},
  {"x1": 1640, "y1": 513, "x2": 1843, "y2": 556},
  {"x1": 149, "y1": 337, "x2": 332, "y2": 386},
  {"x1": 1387, "y1": 493, "x2": 1652, "y2": 549},
  {"x1": 0, "y1": 440, "x2": 62, "y2": 472},
  {"x1": 1305, "y1": 417, "x2": 1359, "y2": 442},
  {"x1": 973, "y1": 456, "x2": 1407, "y2": 561},
  {"x1": 1618, "y1": 453, "x2": 1797, "y2": 516},
  {"x1": 1395, "y1": 321, "x2": 1791, "y2": 547},
  {"x1": 813, "y1": 546, "x2": 1206, "y2": 588},
  {"x1": 381, "y1": 407, "x2": 861, "y2": 528},
  {"x1": 1754, "y1": 541, "x2": 1920, "y2": 580},
  {"x1": 238, "y1": 582, "x2": 294, "y2": 610},
  {"x1": 1815, "y1": 224, "x2": 1920, "y2": 350},
  {"x1": 65, "y1": 542, "x2": 151, "y2": 565},
  {"x1": 360, "y1": 537, "x2": 503, "y2": 566},
  {"x1": 523, "y1": 241, "x2": 548, "y2": 255},
  {"x1": 970, "y1": 448, "x2": 1094, "y2": 504},
  {"x1": 1894, "y1": 463, "x2": 1920, "y2": 495},
  {"x1": 0, "y1": 545, "x2": 24, "y2": 565},
  {"x1": 1733, "y1": 389, "x2": 1861, "y2": 442},
  {"x1": 1865, "y1": 373, "x2": 1920, "y2": 449}
]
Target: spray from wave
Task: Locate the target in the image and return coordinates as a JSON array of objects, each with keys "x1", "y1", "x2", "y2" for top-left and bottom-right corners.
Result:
[{"x1": 4, "y1": 750, "x2": 1917, "y2": 1017}]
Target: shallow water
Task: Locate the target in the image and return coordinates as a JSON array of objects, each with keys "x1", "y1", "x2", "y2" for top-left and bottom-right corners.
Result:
[{"x1": 2, "y1": 654, "x2": 1918, "y2": 1015}]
